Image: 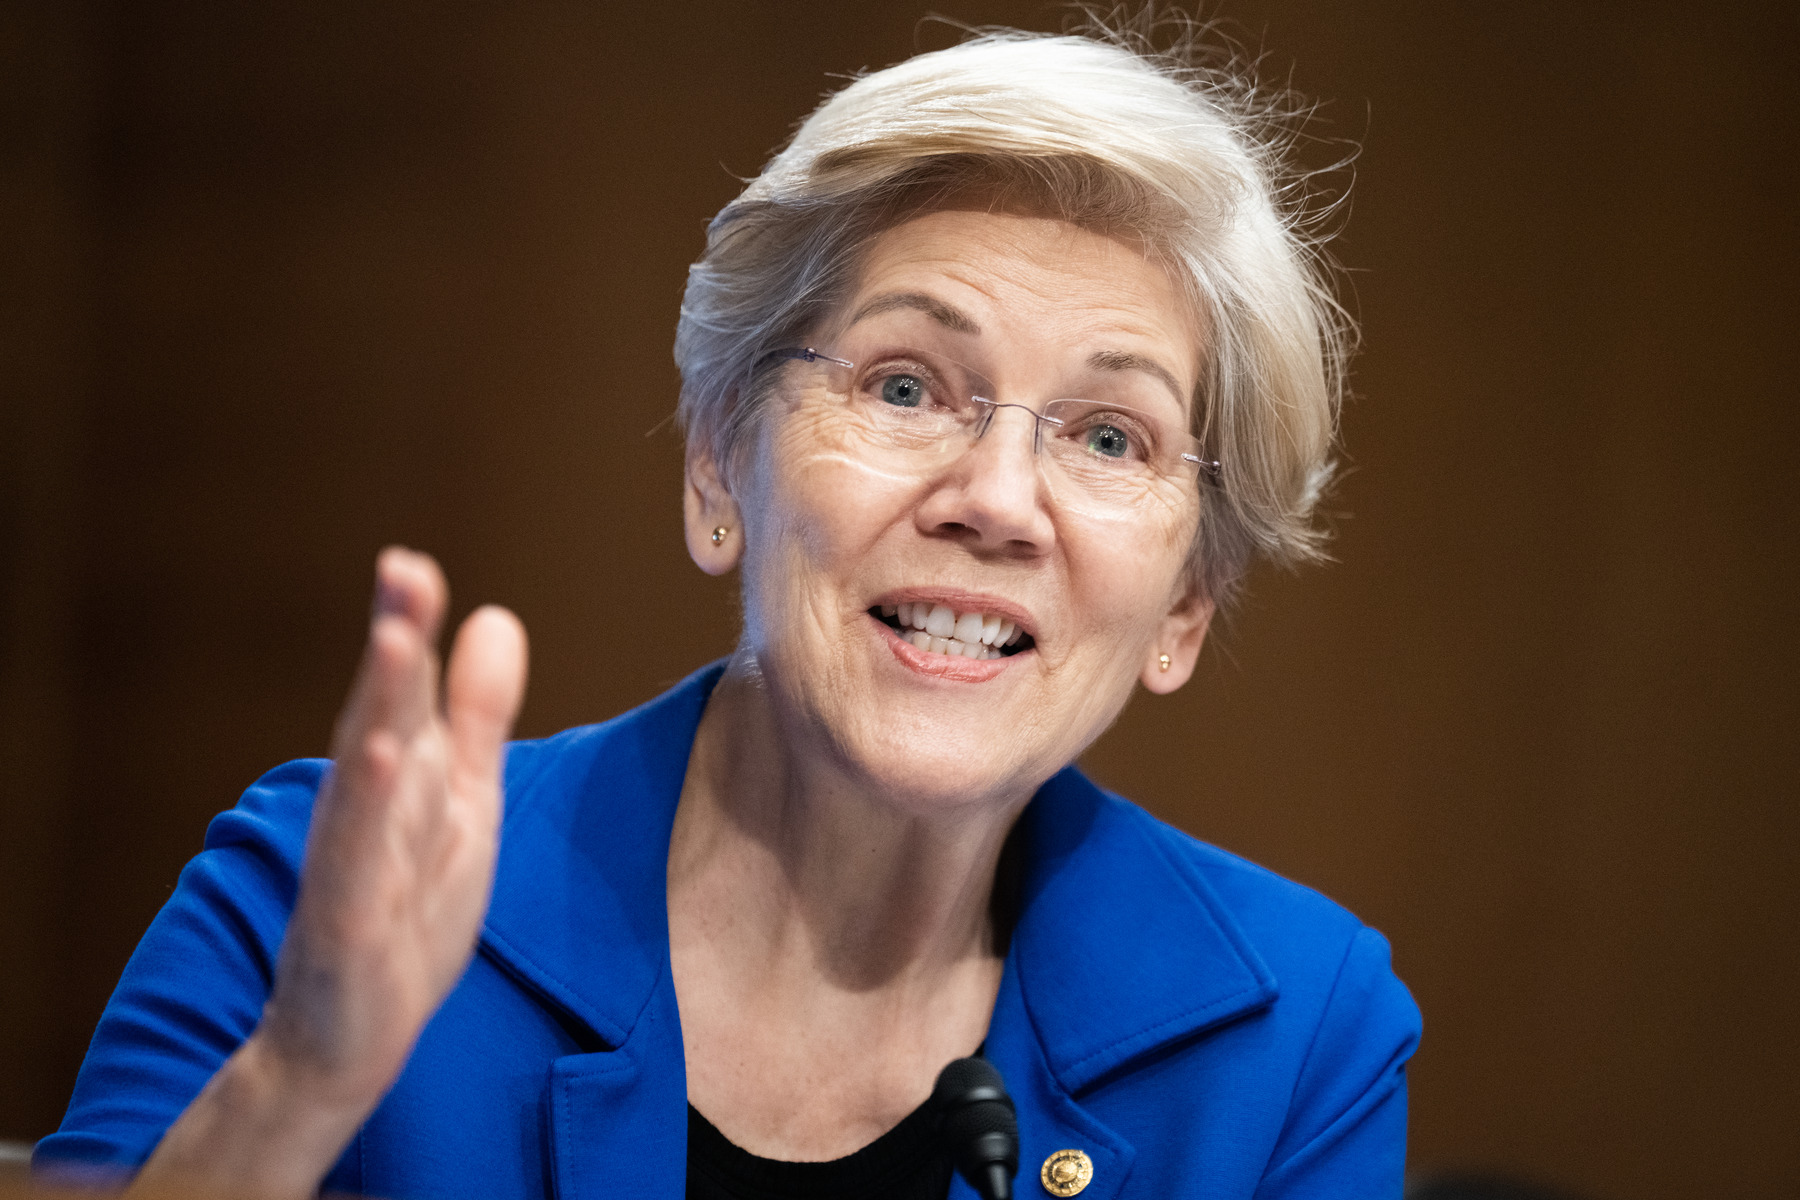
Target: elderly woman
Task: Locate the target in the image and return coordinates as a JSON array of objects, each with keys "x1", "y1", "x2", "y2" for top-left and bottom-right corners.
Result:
[{"x1": 38, "y1": 24, "x2": 1419, "y2": 1200}]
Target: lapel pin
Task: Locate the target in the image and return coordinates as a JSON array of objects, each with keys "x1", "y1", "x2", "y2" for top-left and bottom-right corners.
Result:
[{"x1": 1040, "y1": 1148, "x2": 1094, "y2": 1196}]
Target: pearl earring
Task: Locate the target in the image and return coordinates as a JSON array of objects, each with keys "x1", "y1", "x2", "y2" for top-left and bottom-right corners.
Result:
[
  {"x1": 711, "y1": 526, "x2": 728, "y2": 546},
  {"x1": 1158, "y1": 654, "x2": 1172, "y2": 672}
]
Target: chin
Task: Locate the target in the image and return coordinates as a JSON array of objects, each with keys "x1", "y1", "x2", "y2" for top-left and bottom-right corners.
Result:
[{"x1": 832, "y1": 715, "x2": 1037, "y2": 817}]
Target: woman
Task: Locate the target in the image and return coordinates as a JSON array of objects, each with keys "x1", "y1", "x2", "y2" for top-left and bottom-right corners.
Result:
[{"x1": 38, "y1": 24, "x2": 1419, "y2": 1200}]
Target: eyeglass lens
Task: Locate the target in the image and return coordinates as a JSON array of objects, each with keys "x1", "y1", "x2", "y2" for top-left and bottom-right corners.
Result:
[{"x1": 768, "y1": 328, "x2": 1211, "y2": 524}]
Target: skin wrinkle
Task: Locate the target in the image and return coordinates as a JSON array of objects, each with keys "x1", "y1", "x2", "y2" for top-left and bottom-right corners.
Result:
[
  {"x1": 847, "y1": 290, "x2": 982, "y2": 336},
  {"x1": 670, "y1": 209, "x2": 1214, "y2": 1160},
  {"x1": 673, "y1": 665, "x2": 1009, "y2": 992}
]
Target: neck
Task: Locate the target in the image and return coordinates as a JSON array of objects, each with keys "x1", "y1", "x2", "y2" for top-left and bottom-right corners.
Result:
[{"x1": 669, "y1": 653, "x2": 1027, "y2": 991}]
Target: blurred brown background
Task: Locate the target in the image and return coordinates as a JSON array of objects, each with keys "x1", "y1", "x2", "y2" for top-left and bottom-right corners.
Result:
[{"x1": 3, "y1": 1, "x2": 1796, "y2": 1196}]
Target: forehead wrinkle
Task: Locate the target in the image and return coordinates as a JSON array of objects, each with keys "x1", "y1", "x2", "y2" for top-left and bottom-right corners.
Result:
[{"x1": 848, "y1": 291, "x2": 981, "y2": 336}]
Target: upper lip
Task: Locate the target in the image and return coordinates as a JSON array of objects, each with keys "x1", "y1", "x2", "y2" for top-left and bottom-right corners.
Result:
[{"x1": 871, "y1": 588, "x2": 1038, "y2": 640}]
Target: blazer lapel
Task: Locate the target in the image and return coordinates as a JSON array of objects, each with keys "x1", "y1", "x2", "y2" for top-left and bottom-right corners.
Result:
[
  {"x1": 983, "y1": 766, "x2": 1279, "y2": 1196},
  {"x1": 480, "y1": 663, "x2": 726, "y2": 1200},
  {"x1": 547, "y1": 963, "x2": 689, "y2": 1199},
  {"x1": 975, "y1": 957, "x2": 1136, "y2": 1200}
]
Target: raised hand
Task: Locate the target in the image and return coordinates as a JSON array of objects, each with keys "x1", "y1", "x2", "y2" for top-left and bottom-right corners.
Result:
[{"x1": 134, "y1": 548, "x2": 528, "y2": 1199}]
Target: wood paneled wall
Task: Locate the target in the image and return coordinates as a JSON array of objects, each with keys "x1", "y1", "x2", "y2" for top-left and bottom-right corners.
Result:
[{"x1": 3, "y1": 3, "x2": 1795, "y2": 1196}]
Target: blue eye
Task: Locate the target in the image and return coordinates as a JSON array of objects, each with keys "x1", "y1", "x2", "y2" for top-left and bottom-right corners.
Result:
[
  {"x1": 1085, "y1": 423, "x2": 1131, "y2": 458},
  {"x1": 880, "y1": 374, "x2": 924, "y2": 408}
]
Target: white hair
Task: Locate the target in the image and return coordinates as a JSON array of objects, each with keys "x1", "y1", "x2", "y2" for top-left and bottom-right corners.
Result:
[{"x1": 674, "y1": 18, "x2": 1349, "y2": 609}]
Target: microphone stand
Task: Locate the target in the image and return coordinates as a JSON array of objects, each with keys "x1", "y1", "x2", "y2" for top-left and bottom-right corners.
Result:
[{"x1": 934, "y1": 1057, "x2": 1020, "y2": 1200}]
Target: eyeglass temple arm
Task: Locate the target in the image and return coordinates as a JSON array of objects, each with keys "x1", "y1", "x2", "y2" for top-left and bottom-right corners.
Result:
[
  {"x1": 761, "y1": 347, "x2": 855, "y2": 369},
  {"x1": 1183, "y1": 452, "x2": 1223, "y2": 478}
]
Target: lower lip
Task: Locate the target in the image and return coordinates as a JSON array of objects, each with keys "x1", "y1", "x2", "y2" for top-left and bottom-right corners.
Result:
[{"x1": 876, "y1": 617, "x2": 1017, "y2": 682}]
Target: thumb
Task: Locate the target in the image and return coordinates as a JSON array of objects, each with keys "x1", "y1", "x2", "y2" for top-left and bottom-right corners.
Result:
[{"x1": 444, "y1": 605, "x2": 529, "y2": 799}]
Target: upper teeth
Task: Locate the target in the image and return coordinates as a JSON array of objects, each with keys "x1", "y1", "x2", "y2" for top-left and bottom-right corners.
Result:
[{"x1": 881, "y1": 601, "x2": 1024, "y2": 660}]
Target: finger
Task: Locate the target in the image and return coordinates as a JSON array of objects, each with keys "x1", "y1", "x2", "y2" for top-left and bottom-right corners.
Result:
[
  {"x1": 373, "y1": 546, "x2": 448, "y2": 643},
  {"x1": 444, "y1": 605, "x2": 529, "y2": 812},
  {"x1": 337, "y1": 550, "x2": 449, "y2": 747},
  {"x1": 378, "y1": 548, "x2": 450, "y2": 736},
  {"x1": 322, "y1": 561, "x2": 447, "y2": 842},
  {"x1": 311, "y1": 633, "x2": 426, "y2": 895}
]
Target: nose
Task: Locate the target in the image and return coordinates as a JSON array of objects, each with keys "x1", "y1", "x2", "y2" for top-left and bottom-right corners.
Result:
[{"x1": 913, "y1": 403, "x2": 1056, "y2": 553}]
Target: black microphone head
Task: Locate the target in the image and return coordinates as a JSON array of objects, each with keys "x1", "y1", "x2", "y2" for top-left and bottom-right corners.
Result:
[{"x1": 934, "y1": 1057, "x2": 1019, "y2": 1200}]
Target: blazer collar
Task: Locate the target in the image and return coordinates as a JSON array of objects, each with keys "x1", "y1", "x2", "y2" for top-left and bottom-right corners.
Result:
[
  {"x1": 480, "y1": 661, "x2": 1277, "y2": 1083},
  {"x1": 479, "y1": 663, "x2": 720, "y2": 1049},
  {"x1": 1009, "y1": 766, "x2": 1277, "y2": 1093}
]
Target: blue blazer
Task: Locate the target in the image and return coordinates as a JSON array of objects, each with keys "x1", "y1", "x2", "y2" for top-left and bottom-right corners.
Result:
[{"x1": 39, "y1": 662, "x2": 1420, "y2": 1198}]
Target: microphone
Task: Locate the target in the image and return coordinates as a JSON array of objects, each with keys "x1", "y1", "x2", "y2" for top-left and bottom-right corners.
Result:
[{"x1": 934, "y1": 1056, "x2": 1020, "y2": 1200}]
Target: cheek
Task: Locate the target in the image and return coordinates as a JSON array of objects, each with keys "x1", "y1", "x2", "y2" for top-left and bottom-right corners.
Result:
[
  {"x1": 1062, "y1": 504, "x2": 1197, "y2": 653},
  {"x1": 737, "y1": 416, "x2": 922, "y2": 631}
]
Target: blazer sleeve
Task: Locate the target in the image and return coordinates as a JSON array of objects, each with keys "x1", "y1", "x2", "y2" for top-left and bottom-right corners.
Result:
[
  {"x1": 1255, "y1": 925, "x2": 1422, "y2": 1199},
  {"x1": 32, "y1": 760, "x2": 332, "y2": 1185}
]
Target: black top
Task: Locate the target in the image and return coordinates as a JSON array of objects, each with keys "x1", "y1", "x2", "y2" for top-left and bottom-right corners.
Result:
[
  {"x1": 685, "y1": 1098, "x2": 953, "y2": 1200},
  {"x1": 686, "y1": 829, "x2": 1019, "y2": 1200}
]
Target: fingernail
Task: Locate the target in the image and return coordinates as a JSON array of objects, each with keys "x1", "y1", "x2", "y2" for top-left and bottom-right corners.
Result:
[{"x1": 373, "y1": 573, "x2": 406, "y2": 619}]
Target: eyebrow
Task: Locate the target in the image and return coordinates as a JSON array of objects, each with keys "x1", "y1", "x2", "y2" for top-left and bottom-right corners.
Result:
[
  {"x1": 844, "y1": 294, "x2": 1185, "y2": 403},
  {"x1": 1087, "y1": 349, "x2": 1186, "y2": 407},
  {"x1": 847, "y1": 291, "x2": 982, "y2": 335}
]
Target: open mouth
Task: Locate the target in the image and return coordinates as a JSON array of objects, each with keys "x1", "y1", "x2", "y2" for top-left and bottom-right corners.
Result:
[{"x1": 869, "y1": 602, "x2": 1036, "y2": 661}]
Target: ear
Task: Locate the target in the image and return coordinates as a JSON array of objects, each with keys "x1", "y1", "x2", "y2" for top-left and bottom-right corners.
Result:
[
  {"x1": 1140, "y1": 582, "x2": 1214, "y2": 694},
  {"x1": 684, "y1": 441, "x2": 744, "y2": 576}
]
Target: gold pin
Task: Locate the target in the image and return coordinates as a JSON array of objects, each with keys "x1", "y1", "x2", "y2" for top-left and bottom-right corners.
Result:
[
  {"x1": 1158, "y1": 653, "x2": 1172, "y2": 672},
  {"x1": 1040, "y1": 1149, "x2": 1094, "y2": 1197},
  {"x1": 711, "y1": 526, "x2": 728, "y2": 545}
]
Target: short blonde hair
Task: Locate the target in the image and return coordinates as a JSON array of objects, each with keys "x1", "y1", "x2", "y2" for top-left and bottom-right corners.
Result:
[{"x1": 675, "y1": 20, "x2": 1348, "y2": 609}]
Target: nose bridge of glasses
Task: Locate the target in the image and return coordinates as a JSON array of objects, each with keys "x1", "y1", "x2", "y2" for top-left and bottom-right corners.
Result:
[{"x1": 971, "y1": 396, "x2": 1060, "y2": 453}]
